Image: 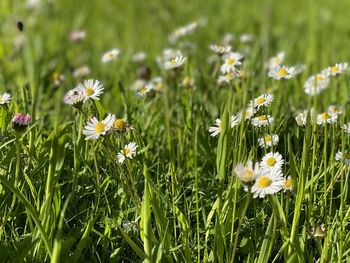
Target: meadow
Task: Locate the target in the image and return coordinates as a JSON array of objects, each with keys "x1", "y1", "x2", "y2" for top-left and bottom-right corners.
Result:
[{"x1": 1, "y1": 0, "x2": 350, "y2": 262}]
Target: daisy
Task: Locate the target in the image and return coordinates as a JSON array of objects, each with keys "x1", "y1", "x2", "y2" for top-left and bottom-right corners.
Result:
[
  {"x1": 209, "y1": 44, "x2": 231, "y2": 55},
  {"x1": 316, "y1": 112, "x2": 337, "y2": 125},
  {"x1": 209, "y1": 118, "x2": 222, "y2": 137},
  {"x1": 252, "y1": 94, "x2": 274, "y2": 109},
  {"x1": 231, "y1": 114, "x2": 241, "y2": 128},
  {"x1": 182, "y1": 76, "x2": 195, "y2": 88},
  {"x1": 240, "y1": 33, "x2": 254, "y2": 43},
  {"x1": 156, "y1": 48, "x2": 182, "y2": 66},
  {"x1": 239, "y1": 107, "x2": 255, "y2": 120},
  {"x1": 324, "y1": 63, "x2": 348, "y2": 76},
  {"x1": 335, "y1": 151, "x2": 350, "y2": 164},
  {"x1": 0, "y1": 93, "x2": 11, "y2": 105},
  {"x1": 217, "y1": 72, "x2": 235, "y2": 85},
  {"x1": 168, "y1": 21, "x2": 199, "y2": 43},
  {"x1": 82, "y1": 114, "x2": 115, "y2": 140},
  {"x1": 135, "y1": 83, "x2": 153, "y2": 97},
  {"x1": 221, "y1": 33, "x2": 234, "y2": 45},
  {"x1": 327, "y1": 105, "x2": 344, "y2": 115},
  {"x1": 117, "y1": 142, "x2": 138, "y2": 164},
  {"x1": 82, "y1": 79, "x2": 104, "y2": 101},
  {"x1": 268, "y1": 65, "x2": 296, "y2": 80},
  {"x1": 295, "y1": 109, "x2": 313, "y2": 127},
  {"x1": 260, "y1": 152, "x2": 284, "y2": 171},
  {"x1": 63, "y1": 86, "x2": 85, "y2": 107},
  {"x1": 73, "y1": 65, "x2": 90, "y2": 78},
  {"x1": 283, "y1": 176, "x2": 293, "y2": 192},
  {"x1": 220, "y1": 52, "x2": 244, "y2": 73},
  {"x1": 12, "y1": 113, "x2": 31, "y2": 131},
  {"x1": 102, "y1": 48, "x2": 120, "y2": 63},
  {"x1": 164, "y1": 55, "x2": 187, "y2": 70},
  {"x1": 252, "y1": 115, "x2": 274, "y2": 127},
  {"x1": 152, "y1": 77, "x2": 165, "y2": 92},
  {"x1": 112, "y1": 118, "x2": 132, "y2": 132},
  {"x1": 69, "y1": 30, "x2": 86, "y2": 42},
  {"x1": 52, "y1": 72, "x2": 65, "y2": 87},
  {"x1": 258, "y1": 134, "x2": 279, "y2": 148},
  {"x1": 251, "y1": 168, "x2": 284, "y2": 198},
  {"x1": 267, "y1": 51, "x2": 285, "y2": 69},
  {"x1": 234, "y1": 160, "x2": 260, "y2": 184},
  {"x1": 304, "y1": 73, "x2": 329, "y2": 96},
  {"x1": 341, "y1": 122, "x2": 350, "y2": 134}
]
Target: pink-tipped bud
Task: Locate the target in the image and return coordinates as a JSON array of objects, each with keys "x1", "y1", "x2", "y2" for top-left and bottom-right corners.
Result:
[{"x1": 12, "y1": 113, "x2": 31, "y2": 131}]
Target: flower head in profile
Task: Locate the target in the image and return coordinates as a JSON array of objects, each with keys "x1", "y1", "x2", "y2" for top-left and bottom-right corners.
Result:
[
  {"x1": 12, "y1": 113, "x2": 31, "y2": 131},
  {"x1": 63, "y1": 86, "x2": 86, "y2": 107},
  {"x1": 220, "y1": 52, "x2": 244, "y2": 73},
  {"x1": 324, "y1": 63, "x2": 348, "y2": 76},
  {"x1": 260, "y1": 152, "x2": 284, "y2": 171},
  {"x1": 252, "y1": 115, "x2": 274, "y2": 127},
  {"x1": 258, "y1": 134, "x2": 279, "y2": 148},
  {"x1": 234, "y1": 160, "x2": 260, "y2": 185},
  {"x1": 209, "y1": 118, "x2": 222, "y2": 137},
  {"x1": 304, "y1": 73, "x2": 329, "y2": 96},
  {"x1": 82, "y1": 79, "x2": 104, "y2": 102},
  {"x1": 168, "y1": 21, "x2": 200, "y2": 43},
  {"x1": 0, "y1": 93, "x2": 11, "y2": 106},
  {"x1": 117, "y1": 142, "x2": 138, "y2": 164},
  {"x1": 252, "y1": 94, "x2": 274, "y2": 109},
  {"x1": 152, "y1": 77, "x2": 165, "y2": 92},
  {"x1": 102, "y1": 48, "x2": 120, "y2": 63},
  {"x1": 316, "y1": 112, "x2": 337, "y2": 125},
  {"x1": 283, "y1": 176, "x2": 294, "y2": 192},
  {"x1": 267, "y1": 51, "x2": 285, "y2": 69},
  {"x1": 209, "y1": 44, "x2": 231, "y2": 55},
  {"x1": 135, "y1": 83, "x2": 153, "y2": 97},
  {"x1": 341, "y1": 122, "x2": 350, "y2": 134},
  {"x1": 82, "y1": 114, "x2": 115, "y2": 140},
  {"x1": 231, "y1": 114, "x2": 241, "y2": 128},
  {"x1": 164, "y1": 55, "x2": 187, "y2": 70},
  {"x1": 182, "y1": 76, "x2": 195, "y2": 88},
  {"x1": 112, "y1": 118, "x2": 133, "y2": 133},
  {"x1": 327, "y1": 105, "x2": 344, "y2": 115},
  {"x1": 268, "y1": 65, "x2": 296, "y2": 80},
  {"x1": 335, "y1": 151, "x2": 350, "y2": 164},
  {"x1": 251, "y1": 168, "x2": 284, "y2": 198},
  {"x1": 73, "y1": 65, "x2": 90, "y2": 79},
  {"x1": 295, "y1": 109, "x2": 313, "y2": 127}
]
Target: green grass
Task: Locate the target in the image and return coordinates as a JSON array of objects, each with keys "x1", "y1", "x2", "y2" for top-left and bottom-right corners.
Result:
[{"x1": 1, "y1": 0, "x2": 350, "y2": 262}]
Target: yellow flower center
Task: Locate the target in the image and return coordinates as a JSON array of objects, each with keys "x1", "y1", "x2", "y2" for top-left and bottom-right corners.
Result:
[
  {"x1": 256, "y1": 97, "x2": 266, "y2": 105},
  {"x1": 266, "y1": 157, "x2": 277, "y2": 166},
  {"x1": 226, "y1": 57, "x2": 235, "y2": 65},
  {"x1": 52, "y1": 72, "x2": 60, "y2": 80},
  {"x1": 85, "y1": 87, "x2": 94, "y2": 96},
  {"x1": 95, "y1": 122, "x2": 106, "y2": 133},
  {"x1": 316, "y1": 74, "x2": 324, "y2": 81},
  {"x1": 257, "y1": 176, "x2": 272, "y2": 188},
  {"x1": 108, "y1": 53, "x2": 114, "y2": 59},
  {"x1": 331, "y1": 66, "x2": 339, "y2": 74},
  {"x1": 258, "y1": 115, "x2": 267, "y2": 121},
  {"x1": 284, "y1": 178, "x2": 293, "y2": 190},
  {"x1": 277, "y1": 68, "x2": 288, "y2": 77},
  {"x1": 273, "y1": 57, "x2": 281, "y2": 65},
  {"x1": 264, "y1": 135, "x2": 272, "y2": 142},
  {"x1": 123, "y1": 147, "x2": 130, "y2": 155},
  {"x1": 225, "y1": 72, "x2": 233, "y2": 79},
  {"x1": 321, "y1": 112, "x2": 330, "y2": 120},
  {"x1": 155, "y1": 83, "x2": 164, "y2": 91},
  {"x1": 183, "y1": 77, "x2": 192, "y2": 86},
  {"x1": 170, "y1": 59, "x2": 177, "y2": 65},
  {"x1": 0, "y1": 98, "x2": 3, "y2": 103},
  {"x1": 243, "y1": 170, "x2": 253, "y2": 180},
  {"x1": 114, "y1": 119, "x2": 126, "y2": 131}
]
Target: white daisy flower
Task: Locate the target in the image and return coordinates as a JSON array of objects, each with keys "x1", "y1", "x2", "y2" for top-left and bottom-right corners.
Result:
[
  {"x1": 316, "y1": 112, "x2": 337, "y2": 125},
  {"x1": 117, "y1": 142, "x2": 138, "y2": 164},
  {"x1": 102, "y1": 48, "x2": 120, "y2": 63},
  {"x1": 260, "y1": 152, "x2": 284, "y2": 171},
  {"x1": 209, "y1": 44, "x2": 231, "y2": 55},
  {"x1": 73, "y1": 65, "x2": 90, "y2": 79},
  {"x1": 231, "y1": 114, "x2": 241, "y2": 128},
  {"x1": 239, "y1": 107, "x2": 255, "y2": 120},
  {"x1": 304, "y1": 73, "x2": 329, "y2": 96},
  {"x1": 268, "y1": 65, "x2": 296, "y2": 80},
  {"x1": 217, "y1": 72, "x2": 235, "y2": 84},
  {"x1": 82, "y1": 79, "x2": 104, "y2": 101},
  {"x1": 131, "y1": 52, "x2": 147, "y2": 63},
  {"x1": 324, "y1": 63, "x2": 348, "y2": 76},
  {"x1": 152, "y1": 77, "x2": 165, "y2": 92},
  {"x1": 252, "y1": 115, "x2": 274, "y2": 127},
  {"x1": 220, "y1": 52, "x2": 244, "y2": 73},
  {"x1": 0, "y1": 93, "x2": 11, "y2": 105},
  {"x1": 136, "y1": 83, "x2": 153, "y2": 97},
  {"x1": 267, "y1": 51, "x2": 285, "y2": 69},
  {"x1": 335, "y1": 151, "x2": 350, "y2": 164},
  {"x1": 164, "y1": 55, "x2": 187, "y2": 70},
  {"x1": 168, "y1": 21, "x2": 199, "y2": 43},
  {"x1": 156, "y1": 48, "x2": 182, "y2": 66},
  {"x1": 209, "y1": 118, "x2": 222, "y2": 137},
  {"x1": 327, "y1": 105, "x2": 344, "y2": 115},
  {"x1": 82, "y1": 114, "x2": 116, "y2": 140},
  {"x1": 221, "y1": 33, "x2": 234, "y2": 45},
  {"x1": 341, "y1": 122, "x2": 350, "y2": 134},
  {"x1": 252, "y1": 94, "x2": 274, "y2": 109},
  {"x1": 283, "y1": 176, "x2": 293, "y2": 192},
  {"x1": 295, "y1": 109, "x2": 314, "y2": 127},
  {"x1": 258, "y1": 134, "x2": 279, "y2": 148},
  {"x1": 182, "y1": 76, "x2": 195, "y2": 88},
  {"x1": 240, "y1": 33, "x2": 254, "y2": 43},
  {"x1": 251, "y1": 168, "x2": 284, "y2": 198},
  {"x1": 63, "y1": 87, "x2": 86, "y2": 106},
  {"x1": 234, "y1": 160, "x2": 260, "y2": 184}
]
